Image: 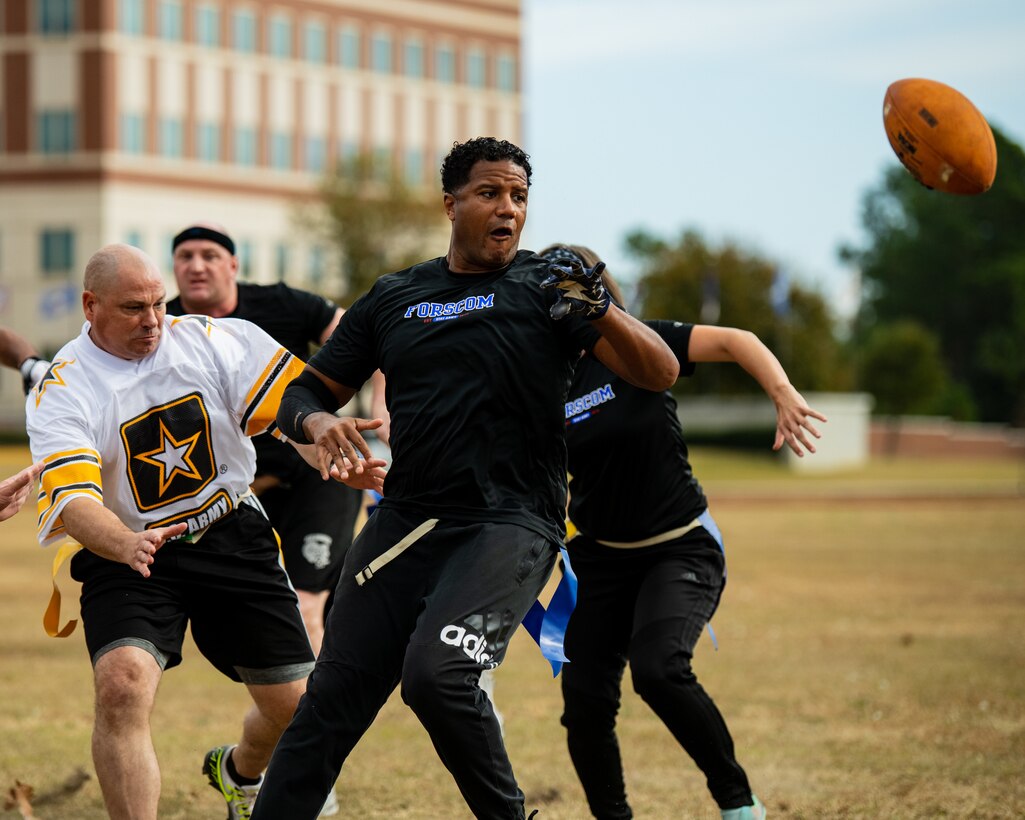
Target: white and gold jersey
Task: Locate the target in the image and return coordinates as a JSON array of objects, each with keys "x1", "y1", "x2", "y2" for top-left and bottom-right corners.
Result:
[{"x1": 26, "y1": 315, "x2": 304, "y2": 546}]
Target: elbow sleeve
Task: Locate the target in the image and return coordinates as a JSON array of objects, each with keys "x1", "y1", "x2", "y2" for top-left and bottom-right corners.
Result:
[{"x1": 276, "y1": 370, "x2": 340, "y2": 444}]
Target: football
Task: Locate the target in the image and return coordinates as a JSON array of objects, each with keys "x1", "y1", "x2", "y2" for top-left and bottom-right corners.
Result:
[{"x1": 882, "y1": 77, "x2": 997, "y2": 195}]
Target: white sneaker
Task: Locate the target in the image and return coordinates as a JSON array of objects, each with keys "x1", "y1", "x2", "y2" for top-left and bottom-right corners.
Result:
[
  {"x1": 319, "y1": 788, "x2": 340, "y2": 817},
  {"x1": 203, "y1": 744, "x2": 261, "y2": 820}
]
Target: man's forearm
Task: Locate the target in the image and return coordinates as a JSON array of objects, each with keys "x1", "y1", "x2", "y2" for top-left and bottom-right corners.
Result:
[
  {"x1": 60, "y1": 497, "x2": 134, "y2": 562},
  {"x1": 592, "y1": 307, "x2": 679, "y2": 391}
]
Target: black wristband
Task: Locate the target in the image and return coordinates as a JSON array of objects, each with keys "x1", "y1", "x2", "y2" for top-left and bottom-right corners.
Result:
[{"x1": 276, "y1": 371, "x2": 339, "y2": 444}]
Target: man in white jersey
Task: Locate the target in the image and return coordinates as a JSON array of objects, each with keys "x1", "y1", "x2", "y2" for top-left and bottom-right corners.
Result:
[{"x1": 25, "y1": 244, "x2": 384, "y2": 820}]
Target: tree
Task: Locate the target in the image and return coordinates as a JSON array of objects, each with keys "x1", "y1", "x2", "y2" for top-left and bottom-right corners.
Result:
[
  {"x1": 842, "y1": 126, "x2": 1025, "y2": 425},
  {"x1": 312, "y1": 153, "x2": 449, "y2": 306},
  {"x1": 858, "y1": 320, "x2": 948, "y2": 416},
  {"x1": 626, "y1": 228, "x2": 848, "y2": 395}
]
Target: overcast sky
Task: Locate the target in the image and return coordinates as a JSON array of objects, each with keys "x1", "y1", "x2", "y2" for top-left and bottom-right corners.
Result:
[{"x1": 520, "y1": 0, "x2": 1025, "y2": 319}]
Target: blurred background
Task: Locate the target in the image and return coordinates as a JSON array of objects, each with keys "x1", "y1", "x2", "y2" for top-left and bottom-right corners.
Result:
[{"x1": 1, "y1": 0, "x2": 1024, "y2": 467}]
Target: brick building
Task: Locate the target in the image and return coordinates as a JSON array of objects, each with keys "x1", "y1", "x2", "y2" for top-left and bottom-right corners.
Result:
[{"x1": 0, "y1": 0, "x2": 522, "y2": 427}]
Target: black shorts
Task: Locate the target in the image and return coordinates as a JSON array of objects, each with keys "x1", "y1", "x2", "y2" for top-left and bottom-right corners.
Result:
[
  {"x1": 70, "y1": 503, "x2": 315, "y2": 684},
  {"x1": 259, "y1": 467, "x2": 363, "y2": 593}
]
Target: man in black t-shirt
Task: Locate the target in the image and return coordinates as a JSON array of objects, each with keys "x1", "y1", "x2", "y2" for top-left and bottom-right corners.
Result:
[
  {"x1": 167, "y1": 223, "x2": 367, "y2": 665},
  {"x1": 252, "y1": 138, "x2": 681, "y2": 820}
]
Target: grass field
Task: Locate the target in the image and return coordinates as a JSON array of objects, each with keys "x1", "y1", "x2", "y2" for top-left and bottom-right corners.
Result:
[{"x1": 1, "y1": 445, "x2": 1023, "y2": 819}]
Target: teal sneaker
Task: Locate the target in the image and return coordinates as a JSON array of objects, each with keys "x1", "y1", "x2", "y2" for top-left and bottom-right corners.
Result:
[
  {"x1": 721, "y1": 795, "x2": 766, "y2": 820},
  {"x1": 203, "y1": 744, "x2": 261, "y2": 820}
]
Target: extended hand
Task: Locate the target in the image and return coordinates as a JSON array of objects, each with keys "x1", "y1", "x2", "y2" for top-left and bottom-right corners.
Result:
[
  {"x1": 122, "y1": 523, "x2": 188, "y2": 577},
  {"x1": 0, "y1": 461, "x2": 43, "y2": 522},
  {"x1": 772, "y1": 385, "x2": 828, "y2": 457},
  {"x1": 330, "y1": 459, "x2": 388, "y2": 492},
  {"x1": 540, "y1": 259, "x2": 610, "y2": 320},
  {"x1": 309, "y1": 415, "x2": 383, "y2": 482}
]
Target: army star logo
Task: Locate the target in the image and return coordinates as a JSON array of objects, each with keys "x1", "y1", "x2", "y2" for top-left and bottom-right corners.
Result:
[
  {"x1": 134, "y1": 419, "x2": 204, "y2": 497},
  {"x1": 120, "y1": 392, "x2": 216, "y2": 511}
]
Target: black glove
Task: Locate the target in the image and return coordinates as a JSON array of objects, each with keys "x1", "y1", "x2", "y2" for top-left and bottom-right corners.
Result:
[
  {"x1": 19, "y1": 357, "x2": 50, "y2": 396},
  {"x1": 540, "y1": 259, "x2": 610, "y2": 320}
]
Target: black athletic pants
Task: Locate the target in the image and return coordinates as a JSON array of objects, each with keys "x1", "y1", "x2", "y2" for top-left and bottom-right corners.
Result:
[
  {"x1": 560, "y1": 528, "x2": 753, "y2": 818},
  {"x1": 252, "y1": 507, "x2": 558, "y2": 820}
]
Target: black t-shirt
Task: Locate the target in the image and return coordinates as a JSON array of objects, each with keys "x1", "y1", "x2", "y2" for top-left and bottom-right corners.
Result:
[
  {"x1": 310, "y1": 250, "x2": 600, "y2": 543},
  {"x1": 167, "y1": 282, "x2": 338, "y2": 479},
  {"x1": 565, "y1": 320, "x2": 708, "y2": 541}
]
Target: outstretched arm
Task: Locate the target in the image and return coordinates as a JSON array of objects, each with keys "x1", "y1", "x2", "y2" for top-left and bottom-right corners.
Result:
[
  {"x1": 688, "y1": 325, "x2": 827, "y2": 456},
  {"x1": 277, "y1": 366, "x2": 383, "y2": 481},
  {"x1": 59, "y1": 497, "x2": 187, "y2": 577}
]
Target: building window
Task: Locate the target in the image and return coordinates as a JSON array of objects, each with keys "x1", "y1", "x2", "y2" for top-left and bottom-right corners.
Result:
[
  {"x1": 466, "y1": 48, "x2": 486, "y2": 88},
  {"x1": 268, "y1": 14, "x2": 292, "y2": 58},
  {"x1": 238, "y1": 239, "x2": 253, "y2": 280},
  {"x1": 269, "y1": 131, "x2": 292, "y2": 170},
  {"x1": 234, "y1": 126, "x2": 257, "y2": 166},
  {"x1": 119, "y1": 0, "x2": 145, "y2": 35},
  {"x1": 195, "y1": 4, "x2": 220, "y2": 47},
  {"x1": 496, "y1": 54, "x2": 516, "y2": 92},
  {"x1": 40, "y1": 229, "x2": 75, "y2": 278},
  {"x1": 370, "y1": 33, "x2": 391, "y2": 73},
  {"x1": 404, "y1": 148, "x2": 424, "y2": 186},
  {"x1": 196, "y1": 121, "x2": 220, "y2": 161},
  {"x1": 275, "y1": 243, "x2": 290, "y2": 281},
  {"x1": 123, "y1": 229, "x2": 144, "y2": 250},
  {"x1": 337, "y1": 139, "x2": 358, "y2": 165},
  {"x1": 38, "y1": 0, "x2": 74, "y2": 34},
  {"x1": 304, "y1": 136, "x2": 326, "y2": 173},
  {"x1": 403, "y1": 38, "x2": 424, "y2": 79},
  {"x1": 232, "y1": 9, "x2": 256, "y2": 52},
  {"x1": 158, "y1": 117, "x2": 183, "y2": 157},
  {"x1": 337, "y1": 26, "x2": 360, "y2": 69},
  {"x1": 157, "y1": 0, "x2": 183, "y2": 40},
  {"x1": 304, "y1": 21, "x2": 326, "y2": 63},
  {"x1": 308, "y1": 245, "x2": 325, "y2": 287},
  {"x1": 435, "y1": 45, "x2": 455, "y2": 83},
  {"x1": 119, "y1": 112, "x2": 146, "y2": 153},
  {"x1": 36, "y1": 110, "x2": 77, "y2": 154},
  {"x1": 372, "y1": 146, "x2": 391, "y2": 181}
]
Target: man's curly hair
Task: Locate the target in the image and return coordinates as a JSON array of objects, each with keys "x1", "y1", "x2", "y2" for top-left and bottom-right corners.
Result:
[{"x1": 440, "y1": 137, "x2": 532, "y2": 194}]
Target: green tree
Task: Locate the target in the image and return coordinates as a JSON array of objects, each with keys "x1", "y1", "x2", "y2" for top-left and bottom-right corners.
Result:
[
  {"x1": 858, "y1": 320, "x2": 949, "y2": 416},
  {"x1": 314, "y1": 153, "x2": 448, "y2": 306},
  {"x1": 626, "y1": 228, "x2": 847, "y2": 395},
  {"x1": 843, "y1": 126, "x2": 1025, "y2": 425}
]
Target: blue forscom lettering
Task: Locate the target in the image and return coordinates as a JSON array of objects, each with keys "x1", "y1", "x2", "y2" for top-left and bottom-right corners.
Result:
[
  {"x1": 403, "y1": 293, "x2": 495, "y2": 320},
  {"x1": 565, "y1": 383, "x2": 616, "y2": 419}
]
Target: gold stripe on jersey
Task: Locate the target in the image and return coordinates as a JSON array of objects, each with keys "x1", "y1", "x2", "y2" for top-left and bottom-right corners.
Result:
[
  {"x1": 37, "y1": 448, "x2": 103, "y2": 538},
  {"x1": 240, "y1": 348, "x2": 304, "y2": 437}
]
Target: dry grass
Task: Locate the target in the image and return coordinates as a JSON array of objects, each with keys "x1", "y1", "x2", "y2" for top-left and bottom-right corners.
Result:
[{"x1": 1, "y1": 445, "x2": 1023, "y2": 819}]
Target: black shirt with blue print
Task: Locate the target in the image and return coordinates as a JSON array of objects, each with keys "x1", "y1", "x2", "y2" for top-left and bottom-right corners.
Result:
[
  {"x1": 566, "y1": 319, "x2": 708, "y2": 542},
  {"x1": 310, "y1": 249, "x2": 601, "y2": 544}
]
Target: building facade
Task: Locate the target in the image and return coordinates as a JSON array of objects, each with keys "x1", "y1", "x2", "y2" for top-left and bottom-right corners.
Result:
[{"x1": 0, "y1": 0, "x2": 522, "y2": 427}]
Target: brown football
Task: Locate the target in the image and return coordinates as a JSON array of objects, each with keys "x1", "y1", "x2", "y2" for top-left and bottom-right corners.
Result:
[{"x1": 882, "y1": 78, "x2": 997, "y2": 195}]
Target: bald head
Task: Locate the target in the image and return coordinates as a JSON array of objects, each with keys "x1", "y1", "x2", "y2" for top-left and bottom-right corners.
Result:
[
  {"x1": 84, "y1": 243, "x2": 162, "y2": 296},
  {"x1": 83, "y1": 244, "x2": 167, "y2": 360}
]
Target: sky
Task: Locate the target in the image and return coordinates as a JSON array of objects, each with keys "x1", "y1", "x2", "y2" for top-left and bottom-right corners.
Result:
[{"x1": 519, "y1": 0, "x2": 1025, "y2": 319}]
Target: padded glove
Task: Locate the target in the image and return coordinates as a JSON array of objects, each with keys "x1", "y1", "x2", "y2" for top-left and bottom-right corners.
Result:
[{"x1": 540, "y1": 258, "x2": 610, "y2": 320}]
